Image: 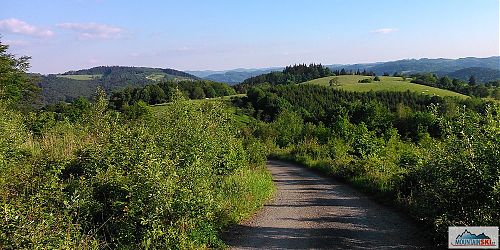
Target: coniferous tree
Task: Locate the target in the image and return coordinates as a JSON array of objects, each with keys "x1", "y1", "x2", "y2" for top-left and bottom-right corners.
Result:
[{"x1": 468, "y1": 75, "x2": 477, "y2": 86}]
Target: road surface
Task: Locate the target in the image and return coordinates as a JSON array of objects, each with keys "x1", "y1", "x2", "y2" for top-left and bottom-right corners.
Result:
[{"x1": 223, "y1": 160, "x2": 432, "y2": 249}]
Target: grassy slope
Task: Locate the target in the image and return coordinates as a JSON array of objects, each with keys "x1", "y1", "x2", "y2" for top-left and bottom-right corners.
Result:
[
  {"x1": 147, "y1": 73, "x2": 193, "y2": 81},
  {"x1": 145, "y1": 73, "x2": 166, "y2": 81},
  {"x1": 56, "y1": 75, "x2": 102, "y2": 81},
  {"x1": 56, "y1": 74, "x2": 102, "y2": 80},
  {"x1": 303, "y1": 75, "x2": 468, "y2": 98}
]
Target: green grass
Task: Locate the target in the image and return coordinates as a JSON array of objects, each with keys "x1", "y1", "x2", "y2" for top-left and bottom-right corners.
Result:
[
  {"x1": 303, "y1": 75, "x2": 468, "y2": 98},
  {"x1": 56, "y1": 74, "x2": 102, "y2": 80},
  {"x1": 146, "y1": 73, "x2": 166, "y2": 81}
]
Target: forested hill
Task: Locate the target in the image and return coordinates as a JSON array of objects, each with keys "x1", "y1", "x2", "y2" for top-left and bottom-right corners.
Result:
[
  {"x1": 63, "y1": 66, "x2": 197, "y2": 79},
  {"x1": 235, "y1": 64, "x2": 333, "y2": 92},
  {"x1": 35, "y1": 66, "x2": 199, "y2": 104},
  {"x1": 446, "y1": 67, "x2": 500, "y2": 83}
]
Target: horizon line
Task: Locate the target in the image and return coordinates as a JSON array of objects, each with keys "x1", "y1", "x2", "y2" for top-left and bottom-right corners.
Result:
[{"x1": 29, "y1": 55, "x2": 500, "y2": 75}]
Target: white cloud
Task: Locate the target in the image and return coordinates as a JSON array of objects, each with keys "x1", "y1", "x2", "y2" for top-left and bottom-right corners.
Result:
[
  {"x1": 371, "y1": 28, "x2": 398, "y2": 34},
  {"x1": 56, "y1": 22, "x2": 124, "y2": 40},
  {"x1": 0, "y1": 18, "x2": 54, "y2": 38}
]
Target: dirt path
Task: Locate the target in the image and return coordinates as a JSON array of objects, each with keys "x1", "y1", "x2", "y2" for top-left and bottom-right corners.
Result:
[{"x1": 223, "y1": 160, "x2": 432, "y2": 249}]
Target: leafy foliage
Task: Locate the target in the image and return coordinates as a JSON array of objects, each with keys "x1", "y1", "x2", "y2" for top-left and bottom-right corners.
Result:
[
  {"x1": 0, "y1": 40, "x2": 40, "y2": 110},
  {"x1": 411, "y1": 73, "x2": 499, "y2": 99},
  {"x1": 110, "y1": 80, "x2": 236, "y2": 110},
  {"x1": 0, "y1": 96, "x2": 273, "y2": 249}
]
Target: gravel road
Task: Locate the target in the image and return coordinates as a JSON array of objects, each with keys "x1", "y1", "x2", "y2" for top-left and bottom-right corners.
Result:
[{"x1": 223, "y1": 160, "x2": 433, "y2": 249}]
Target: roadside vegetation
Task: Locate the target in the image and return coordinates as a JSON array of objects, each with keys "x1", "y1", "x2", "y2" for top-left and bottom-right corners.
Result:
[{"x1": 0, "y1": 40, "x2": 273, "y2": 249}]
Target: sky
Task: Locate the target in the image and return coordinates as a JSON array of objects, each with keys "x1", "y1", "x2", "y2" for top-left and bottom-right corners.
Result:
[{"x1": 1, "y1": 0, "x2": 499, "y2": 74}]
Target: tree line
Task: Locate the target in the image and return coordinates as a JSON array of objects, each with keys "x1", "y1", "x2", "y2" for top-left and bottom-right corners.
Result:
[
  {"x1": 109, "y1": 79, "x2": 236, "y2": 110},
  {"x1": 235, "y1": 64, "x2": 333, "y2": 92},
  {"x1": 410, "y1": 73, "x2": 500, "y2": 99}
]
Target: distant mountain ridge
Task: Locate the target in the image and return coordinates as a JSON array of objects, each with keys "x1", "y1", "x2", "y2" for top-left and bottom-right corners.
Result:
[
  {"x1": 190, "y1": 57, "x2": 499, "y2": 84},
  {"x1": 188, "y1": 67, "x2": 283, "y2": 85},
  {"x1": 328, "y1": 56, "x2": 499, "y2": 77},
  {"x1": 446, "y1": 67, "x2": 500, "y2": 82}
]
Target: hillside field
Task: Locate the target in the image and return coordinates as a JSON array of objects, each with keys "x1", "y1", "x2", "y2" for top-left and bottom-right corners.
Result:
[
  {"x1": 303, "y1": 75, "x2": 468, "y2": 98},
  {"x1": 56, "y1": 74, "x2": 102, "y2": 80}
]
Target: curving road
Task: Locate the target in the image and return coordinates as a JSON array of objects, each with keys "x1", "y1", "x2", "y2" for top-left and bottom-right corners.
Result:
[{"x1": 223, "y1": 160, "x2": 432, "y2": 249}]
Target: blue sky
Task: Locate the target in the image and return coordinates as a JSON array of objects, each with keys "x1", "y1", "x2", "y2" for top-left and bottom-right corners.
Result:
[{"x1": 1, "y1": 0, "x2": 499, "y2": 73}]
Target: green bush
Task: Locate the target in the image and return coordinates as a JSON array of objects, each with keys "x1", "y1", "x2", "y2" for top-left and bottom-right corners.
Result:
[
  {"x1": 358, "y1": 78, "x2": 373, "y2": 83},
  {"x1": 0, "y1": 98, "x2": 273, "y2": 249}
]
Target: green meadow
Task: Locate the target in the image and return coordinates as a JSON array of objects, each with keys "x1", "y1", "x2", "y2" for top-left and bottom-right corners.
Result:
[
  {"x1": 56, "y1": 74, "x2": 102, "y2": 80},
  {"x1": 145, "y1": 73, "x2": 166, "y2": 81},
  {"x1": 303, "y1": 75, "x2": 468, "y2": 98}
]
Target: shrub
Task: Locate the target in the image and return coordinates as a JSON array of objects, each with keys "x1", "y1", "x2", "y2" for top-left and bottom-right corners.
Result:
[{"x1": 358, "y1": 78, "x2": 373, "y2": 83}]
